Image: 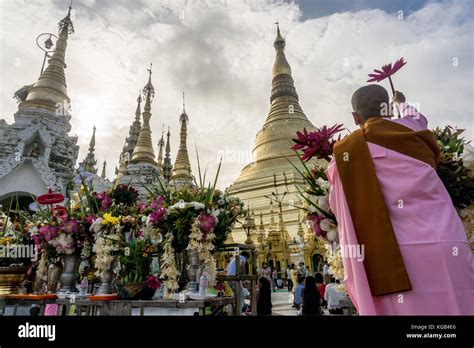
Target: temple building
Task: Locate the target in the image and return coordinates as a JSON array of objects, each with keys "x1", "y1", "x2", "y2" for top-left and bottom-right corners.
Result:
[
  {"x1": 0, "y1": 7, "x2": 79, "y2": 208},
  {"x1": 228, "y1": 25, "x2": 323, "y2": 271}
]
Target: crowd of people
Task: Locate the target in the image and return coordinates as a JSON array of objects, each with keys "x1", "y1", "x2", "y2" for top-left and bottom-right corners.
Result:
[
  {"x1": 217, "y1": 252, "x2": 348, "y2": 316},
  {"x1": 256, "y1": 261, "x2": 347, "y2": 316}
]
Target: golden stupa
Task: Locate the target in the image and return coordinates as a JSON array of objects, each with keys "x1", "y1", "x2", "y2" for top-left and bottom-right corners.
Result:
[
  {"x1": 21, "y1": 7, "x2": 74, "y2": 111},
  {"x1": 170, "y1": 93, "x2": 193, "y2": 187},
  {"x1": 131, "y1": 64, "x2": 157, "y2": 165},
  {"x1": 228, "y1": 24, "x2": 316, "y2": 248}
]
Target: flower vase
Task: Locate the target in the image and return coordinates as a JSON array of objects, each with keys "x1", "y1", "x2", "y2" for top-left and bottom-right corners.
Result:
[
  {"x1": 186, "y1": 249, "x2": 200, "y2": 292},
  {"x1": 47, "y1": 261, "x2": 63, "y2": 293},
  {"x1": 96, "y1": 258, "x2": 117, "y2": 295},
  {"x1": 58, "y1": 254, "x2": 81, "y2": 293}
]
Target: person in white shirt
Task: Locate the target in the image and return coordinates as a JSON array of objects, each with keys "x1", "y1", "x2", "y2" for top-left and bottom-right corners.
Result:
[
  {"x1": 324, "y1": 277, "x2": 346, "y2": 314},
  {"x1": 322, "y1": 262, "x2": 331, "y2": 283},
  {"x1": 226, "y1": 252, "x2": 249, "y2": 315}
]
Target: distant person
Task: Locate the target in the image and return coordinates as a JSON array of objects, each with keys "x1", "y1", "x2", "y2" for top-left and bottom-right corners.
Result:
[
  {"x1": 226, "y1": 251, "x2": 249, "y2": 315},
  {"x1": 290, "y1": 264, "x2": 298, "y2": 293},
  {"x1": 256, "y1": 277, "x2": 272, "y2": 316},
  {"x1": 286, "y1": 266, "x2": 293, "y2": 292},
  {"x1": 324, "y1": 277, "x2": 345, "y2": 315},
  {"x1": 302, "y1": 276, "x2": 321, "y2": 316},
  {"x1": 261, "y1": 262, "x2": 272, "y2": 285},
  {"x1": 315, "y1": 273, "x2": 327, "y2": 308},
  {"x1": 297, "y1": 262, "x2": 306, "y2": 278},
  {"x1": 271, "y1": 267, "x2": 278, "y2": 292},
  {"x1": 276, "y1": 276, "x2": 283, "y2": 289},
  {"x1": 323, "y1": 262, "x2": 331, "y2": 284},
  {"x1": 305, "y1": 266, "x2": 313, "y2": 277},
  {"x1": 293, "y1": 276, "x2": 305, "y2": 310}
]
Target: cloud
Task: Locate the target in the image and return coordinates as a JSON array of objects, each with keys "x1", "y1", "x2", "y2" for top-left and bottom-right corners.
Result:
[{"x1": 1, "y1": 0, "x2": 472, "y2": 188}]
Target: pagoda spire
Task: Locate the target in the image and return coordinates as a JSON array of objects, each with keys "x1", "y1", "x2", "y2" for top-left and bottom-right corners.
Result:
[
  {"x1": 272, "y1": 20, "x2": 292, "y2": 79},
  {"x1": 79, "y1": 125, "x2": 98, "y2": 174},
  {"x1": 135, "y1": 90, "x2": 142, "y2": 122},
  {"x1": 131, "y1": 64, "x2": 156, "y2": 165},
  {"x1": 101, "y1": 158, "x2": 107, "y2": 179},
  {"x1": 124, "y1": 91, "x2": 142, "y2": 158},
  {"x1": 157, "y1": 125, "x2": 165, "y2": 171},
  {"x1": 231, "y1": 24, "x2": 314, "y2": 182},
  {"x1": 162, "y1": 126, "x2": 173, "y2": 183},
  {"x1": 22, "y1": 5, "x2": 74, "y2": 112},
  {"x1": 115, "y1": 91, "x2": 143, "y2": 181},
  {"x1": 171, "y1": 92, "x2": 193, "y2": 185}
]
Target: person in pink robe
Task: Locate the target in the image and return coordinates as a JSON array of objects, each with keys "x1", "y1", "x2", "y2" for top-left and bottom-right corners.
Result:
[{"x1": 326, "y1": 90, "x2": 474, "y2": 315}]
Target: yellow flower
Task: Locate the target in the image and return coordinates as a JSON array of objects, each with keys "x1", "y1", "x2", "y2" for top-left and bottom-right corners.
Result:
[
  {"x1": 0, "y1": 237, "x2": 13, "y2": 245},
  {"x1": 101, "y1": 213, "x2": 121, "y2": 226}
]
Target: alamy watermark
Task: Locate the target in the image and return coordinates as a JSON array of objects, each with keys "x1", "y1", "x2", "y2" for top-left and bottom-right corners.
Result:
[
  {"x1": 18, "y1": 322, "x2": 56, "y2": 342},
  {"x1": 0, "y1": 244, "x2": 38, "y2": 261},
  {"x1": 326, "y1": 242, "x2": 365, "y2": 262}
]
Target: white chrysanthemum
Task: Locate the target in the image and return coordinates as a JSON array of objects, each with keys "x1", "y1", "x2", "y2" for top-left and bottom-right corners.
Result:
[
  {"x1": 320, "y1": 218, "x2": 336, "y2": 232},
  {"x1": 317, "y1": 195, "x2": 330, "y2": 212}
]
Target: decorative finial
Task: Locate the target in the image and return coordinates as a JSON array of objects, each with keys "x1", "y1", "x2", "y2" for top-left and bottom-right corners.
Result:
[
  {"x1": 179, "y1": 92, "x2": 189, "y2": 123},
  {"x1": 142, "y1": 63, "x2": 155, "y2": 102},
  {"x1": 147, "y1": 63, "x2": 152, "y2": 78},
  {"x1": 58, "y1": 2, "x2": 74, "y2": 34}
]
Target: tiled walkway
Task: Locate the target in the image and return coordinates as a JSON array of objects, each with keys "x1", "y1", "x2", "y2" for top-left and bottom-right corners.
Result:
[{"x1": 271, "y1": 290, "x2": 298, "y2": 316}]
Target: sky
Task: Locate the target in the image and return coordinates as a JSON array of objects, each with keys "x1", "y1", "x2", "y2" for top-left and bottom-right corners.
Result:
[{"x1": 1, "y1": 0, "x2": 473, "y2": 189}]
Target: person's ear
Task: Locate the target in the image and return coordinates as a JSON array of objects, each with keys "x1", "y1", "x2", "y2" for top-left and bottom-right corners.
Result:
[{"x1": 352, "y1": 112, "x2": 362, "y2": 126}]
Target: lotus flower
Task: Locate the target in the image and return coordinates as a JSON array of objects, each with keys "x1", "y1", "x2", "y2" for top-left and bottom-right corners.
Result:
[
  {"x1": 62, "y1": 218, "x2": 79, "y2": 234},
  {"x1": 367, "y1": 57, "x2": 406, "y2": 94},
  {"x1": 148, "y1": 207, "x2": 167, "y2": 225},
  {"x1": 199, "y1": 213, "x2": 217, "y2": 233},
  {"x1": 94, "y1": 192, "x2": 112, "y2": 210},
  {"x1": 307, "y1": 214, "x2": 326, "y2": 237},
  {"x1": 49, "y1": 233, "x2": 75, "y2": 255},
  {"x1": 292, "y1": 124, "x2": 344, "y2": 162},
  {"x1": 150, "y1": 196, "x2": 165, "y2": 210},
  {"x1": 39, "y1": 225, "x2": 58, "y2": 242}
]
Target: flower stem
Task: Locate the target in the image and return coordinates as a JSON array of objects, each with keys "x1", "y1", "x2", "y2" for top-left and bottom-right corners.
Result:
[
  {"x1": 388, "y1": 76, "x2": 401, "y2": 118},
  {"x1": 388, "y1": 75, "x2": 395, "y2": 95}
]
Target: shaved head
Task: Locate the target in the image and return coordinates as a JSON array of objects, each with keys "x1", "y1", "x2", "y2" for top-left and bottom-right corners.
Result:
[{"x1": 351, "y1": 85, "x2": 389, "y2": 121}]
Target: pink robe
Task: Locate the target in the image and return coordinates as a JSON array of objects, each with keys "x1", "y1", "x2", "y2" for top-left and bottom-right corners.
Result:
[{"x1": 326, "y1": 104, "x2": 474, "y2": 315}]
